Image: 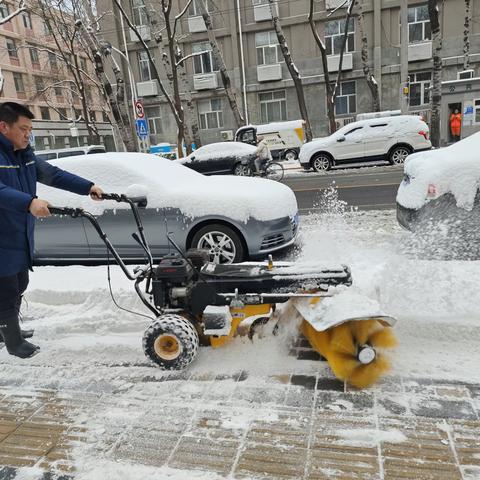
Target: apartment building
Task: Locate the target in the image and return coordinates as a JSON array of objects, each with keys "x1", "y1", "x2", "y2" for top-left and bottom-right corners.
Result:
[
  {"x1": 0, "y1": 2, "x2": 115, "y2": 151},
  {"x1": 99, "y1": 0, "x2": 480, "y2": 147}
]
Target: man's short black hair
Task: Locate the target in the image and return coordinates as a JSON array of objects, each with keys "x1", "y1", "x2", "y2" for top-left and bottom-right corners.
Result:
[{"x1": 0, "y1": 102, "x2": 34, "y2": 125}]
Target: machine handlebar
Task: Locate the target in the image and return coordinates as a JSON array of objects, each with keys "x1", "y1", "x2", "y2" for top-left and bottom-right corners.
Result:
[
  {"x1": 101, "y1": 193, "x2": 147, "y2": 208},
  {"x1": 48, "y1": 206, "x2": 83, "y2": 217}
]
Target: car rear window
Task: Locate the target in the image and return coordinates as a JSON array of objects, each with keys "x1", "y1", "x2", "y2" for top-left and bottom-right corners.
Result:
[
  {"x1": 58, "y1": 150, "x2": 84, "y2": 158},
  {"x1": 87, "y1": 148, "x2": 106, "y2": 154}
]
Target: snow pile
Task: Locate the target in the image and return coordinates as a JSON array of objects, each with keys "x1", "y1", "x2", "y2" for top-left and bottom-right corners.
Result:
[
  {"x1": 397, "y1": 132, "x2": 480, "y2": 210},
  {"x1": 38, "y1": 153, "x2": 298, "y2": 222},
  {"x1": 178, "y1": 142, "x2": 256, "y2": 164}
]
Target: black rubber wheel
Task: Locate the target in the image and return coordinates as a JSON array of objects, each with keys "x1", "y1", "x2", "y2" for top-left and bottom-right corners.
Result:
[
  {"x1": 234, "y1": 163, "x2": 251, "y2": 176},
  {"x1": 265, "y1": 162, "x2": 284, "y2": 181},
  {"x1": 143, "y1": 314, "x2": 199, "y2": 370},
  {"x1": 312, "y1": 153, "x2": 332, "y2": 172},
  {"x1": 389, "y1": 145, "x2": 411, "y2": 165},
  {"x1": 284, "y1": 149, "x2": 298, "y2": 161},
  {"x1": 191, "y1": 224, "x2": 245, "y2": 264}
]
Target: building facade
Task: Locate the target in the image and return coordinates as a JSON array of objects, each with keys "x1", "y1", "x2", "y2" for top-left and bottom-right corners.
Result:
[
  {"x1": 99, "y1": 0, "x2": 480, "y2": 148},
  {"x1": 0, "y1": 2, "x2": 115, "y2": 151}
]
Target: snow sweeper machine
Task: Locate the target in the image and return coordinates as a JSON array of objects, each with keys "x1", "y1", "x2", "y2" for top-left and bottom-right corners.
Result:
[{"x1": 49, "y1": 194, "x2": 397, "y2": 389}]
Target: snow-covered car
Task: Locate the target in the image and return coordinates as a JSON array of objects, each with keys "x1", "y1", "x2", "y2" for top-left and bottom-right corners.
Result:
[
  {"x1": 176, "y1": 142, "x2": 257, "y2": 176},
  {"x1": 396, "y1": 133, "x2": 480, "y2": 257},
  {"x1": 34, "y1": 153, "x2": 299, "y2": 265},
  {"x1": 299, "y1": 115, "x2": 431, "y2": 172}
]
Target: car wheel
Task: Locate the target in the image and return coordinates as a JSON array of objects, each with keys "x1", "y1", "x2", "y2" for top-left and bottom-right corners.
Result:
[
  {"x1": 284, "y1": 149, "x2": 297, "y2": 161},
  {"x1": 312, "y1": 153, "x2": 332, "y2": 172},
  {"x1": 234, "y1": 163, "x2": 251, "y2": 176},
  {"x1": 191, "y1": 224, "x2": 245, "y2": 264},
  {"x1": 389, "y1": 146, "x2": 411, "y2": 165}
]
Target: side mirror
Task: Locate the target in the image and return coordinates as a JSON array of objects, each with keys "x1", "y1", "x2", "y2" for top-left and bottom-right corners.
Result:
[
  {"x1": 190, "y1": 155, "x2": 196, "y2": 161},
  {"x1": 337, "y1": 136, "x2": 346, "y2": 142}
]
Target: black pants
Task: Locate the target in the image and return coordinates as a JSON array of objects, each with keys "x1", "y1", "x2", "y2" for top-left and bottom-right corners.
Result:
[{"x1": 0, "y1": 271, "x2": 29, "y2": 316}]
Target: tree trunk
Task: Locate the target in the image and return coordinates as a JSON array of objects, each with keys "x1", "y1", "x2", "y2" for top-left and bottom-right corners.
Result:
[
  {"x1": 428, "y1": 0, "x2": 442, "y2": 147},
  {"x1": 269, "y1": 0, "x2": 312, "y2": 141},
  {"x1": 464, "y1": 0, "x2": 471, "y2": 71},
  {"x1": 357, "y1": 0, "x2": 380, "y2": 112},
  {"x1": 199, "y1": 1, "x2": 245, "y2": 129}
]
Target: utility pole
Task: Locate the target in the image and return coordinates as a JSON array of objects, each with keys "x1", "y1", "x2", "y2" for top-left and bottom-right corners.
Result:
[{"x1": 400, "y1": 0, "x2": 409, "y2": 113}]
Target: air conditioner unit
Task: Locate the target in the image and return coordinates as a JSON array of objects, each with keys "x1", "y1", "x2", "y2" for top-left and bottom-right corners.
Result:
[
  {"x1": 220, "y1": 130, "x2": 234, "y2": 141},
  {"x1": 335, "y1": 116, "x2": 356, "y2": 129},
  {"x1": 457, "y1": 69, "x2": 474, "y2": 80}
]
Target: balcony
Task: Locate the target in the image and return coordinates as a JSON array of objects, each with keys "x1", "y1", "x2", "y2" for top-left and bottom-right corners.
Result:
[
  {"x1": 327, "y1": 53, "x2": 353, "y2": 72},
  {"x1": 193, "y1": 73, "x2": 218, "y2": 90},
  {"x1": 136, "y1": 80, "x2": 158, "y2": 97},
  {"x1": 326, "y1": 0, "x2": 346, "y2": 9},
  {"x1": 257, "y1": 63, "x2": 282, "y2": 82},
  {"x1": 129, "y1": 25, "x2": 151, "y2": 42},
  {"x1": 254, "y1": 1, "x2": 277, "y2": 22},
  {"x1": 408, "y1": 41, "x2": 432, "y2": 62},
  {"x1": 188, "y1": 16, "x2": 206, "y2": 33}
]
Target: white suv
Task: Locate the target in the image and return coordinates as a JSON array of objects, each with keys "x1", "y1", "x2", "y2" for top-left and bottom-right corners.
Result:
[{"x1": 299, "y1": 115, "x2": 431, "y2": 172}]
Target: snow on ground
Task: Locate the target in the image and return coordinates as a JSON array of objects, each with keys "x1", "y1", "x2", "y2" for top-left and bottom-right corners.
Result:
[{"x1": 2, "y1": 186, "x2": 480, "y2": 478}]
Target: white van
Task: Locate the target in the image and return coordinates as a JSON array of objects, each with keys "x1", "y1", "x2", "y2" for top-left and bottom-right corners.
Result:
[
  {"x1": 35, "y1": 145, "x2": 106, "y2": 162},
  {"x1": 235, "y1": 120, "x2": 306, "y2": 160},
  {"x1": 299, "y1": 115, "x2": 431, "y2": 172}
]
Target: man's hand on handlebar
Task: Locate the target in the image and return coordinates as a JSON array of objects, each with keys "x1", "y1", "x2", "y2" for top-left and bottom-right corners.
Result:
[
  {"x1": 90, "y1": 185, "x2": 104, "y2": 201},
  {"x1": 29, "y1": 198, "x2": 51, "y2": 218}
]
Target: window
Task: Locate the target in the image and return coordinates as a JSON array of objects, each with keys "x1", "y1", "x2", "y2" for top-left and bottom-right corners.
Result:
[
  {"x1": 6, "y1": 39, "x2": 17, "y2": 58},
  {"x1": 256, "y1": 31, "x2": 281, "y2": 65},
  {"x1": 138, "y1": 51, "x2": 153, "y2": 81},
  {"x1": 102, "y1": 111, "x2": 110, "y2": 122},
  {"x1": 345, "y1": 126, "x2": 363, "y2": 136},
  {"x1": 475, "y1": 100, "x2": 480, "y2": 124},
  {"x1": 409, "y1": 71, "x2": 431, "y2": 106},
  {"x1": 54, "y1": 86, "x2": 63, "y2": 96},
  {"x1": 85, "y1": 86, "x2": 93, "y2": 102},
  {"x1": 22, "y1": 11, "x2": 32, "y2": 29},
  {"x1": 252, "y1": 0, "x2": 270, "y2": 4},
  {"x1": 29, "y1": 46, "x2": 39, "y2": 64},
  {"x1": 89, "y1": 110, "x2": 97, "y2": 122},
  {"x1": 192, "y1": 42, "x2": 218, "y2": 74},
  {"x1": 259, "y1": 90, "x2": 286, "y2": 123},
  {"x1": 13, "y1": 73, "x2": 24, "y2": 93},
  {"x1": 145, "y1": 106, "x2": 163, "y2": 135},
  {"x1": 198, "y1": 99, "x2": 223, "y2": 129},
  {"x1": 188, "y1": 0, "x2": 214, "y2": 16},
  {"x1": 74, "y1": 109, "x2": 82, "y2": 120},
  {"x1": 0, "y1": 3, "x2": 9, "y2": 18},
  {"x1": 80, "y1": 57, "x2": 87, "y2": 71},
  {"x1": 48, "y1": 52, "x2": 57, "y2": 68},
  {"x1": 334, "y1": 80, "x2": 356, "y2": 115},
  {"x1": 325, "y1": 19, "x2": 354, "y2": 56},
  {"x1": 131, "y1": 0, "x2": 148, "y2": 25},
  {"x1": 58, "y1": 107, "x2": 67, "y2": 119},
  {"x1": 34, "y1": 76, "x2": 44, "y2": 92},
  {"x1": 408, "y1": 5, "x2": 431, "y2": 43},
  {"x1": 43, "y1": 20, "x2": 52, "y2": 35},
  {"x1": 40, "y1": 107, "x2": 50, "y2": 120}
]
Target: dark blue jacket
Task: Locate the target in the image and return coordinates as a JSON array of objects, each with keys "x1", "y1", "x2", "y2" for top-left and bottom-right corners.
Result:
[{"x1": 0, "y1": 134, "x2": 93, "y2": 277}]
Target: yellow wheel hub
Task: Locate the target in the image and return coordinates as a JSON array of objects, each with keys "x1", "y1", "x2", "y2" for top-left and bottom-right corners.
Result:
[{"x1": 154, "y1": 334, "x2": 181, "y2": 360}]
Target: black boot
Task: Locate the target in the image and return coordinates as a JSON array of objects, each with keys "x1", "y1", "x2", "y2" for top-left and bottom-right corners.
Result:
[
  {"x1": 16, "y1": 295, "x2": 34, "y2": 339},
  {"x1": 0, "y1": 311, "x2": 39, "y2": 358}
]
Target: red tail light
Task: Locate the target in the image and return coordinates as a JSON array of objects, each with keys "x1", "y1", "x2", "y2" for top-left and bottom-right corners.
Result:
[
  {"x1": 418, "y1": 130, "x2": 429, "y2": 140},
  {"x1": 427, "y1": 184, "x2": 437, "y2": 197}
]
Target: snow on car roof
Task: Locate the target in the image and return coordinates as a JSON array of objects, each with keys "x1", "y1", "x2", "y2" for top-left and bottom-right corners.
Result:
[
  {"x1": 397, "y1": 132, "x2": 480, "y2": 210},
  {"x1": 180, "y1": 142, "x2": 257, "y2": 164},
  {"x1": 37, "y1": 152, "x2": 297, "y2": 222}
]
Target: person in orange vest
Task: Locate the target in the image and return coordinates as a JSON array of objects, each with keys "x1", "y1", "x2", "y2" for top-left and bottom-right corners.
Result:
[{"x1": 449, "y1": 108, "x2": 462, "y2": 142}]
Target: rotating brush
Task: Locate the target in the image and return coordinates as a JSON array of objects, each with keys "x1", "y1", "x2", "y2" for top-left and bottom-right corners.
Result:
[{"x1": 301, "y1": 318, "x2": 397, "y2": 389}]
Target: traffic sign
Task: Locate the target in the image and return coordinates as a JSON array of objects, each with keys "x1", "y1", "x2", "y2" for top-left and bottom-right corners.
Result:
[
  {"x1": 135, "y1": 118, "x2": 149, "y2": 139},
  {"x1": 135, "y1": 100, "x2": 145, "y2": 119}
]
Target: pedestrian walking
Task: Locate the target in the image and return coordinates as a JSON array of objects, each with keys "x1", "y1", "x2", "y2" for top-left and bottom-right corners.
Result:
[
  {"x1": 449, "y1": 108, "x2": 462, "y2": 142},
  {"x1": 0, "y1": 102, "x2": 104, "y2": 358}
]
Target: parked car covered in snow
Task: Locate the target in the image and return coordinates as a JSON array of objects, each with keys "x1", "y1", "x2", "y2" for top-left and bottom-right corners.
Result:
[
  {"x1": 299, "y1": 115, "x2": 431, "y2": 172},
  {"x1": 34, "y1": 153, "x2": 299, "y2": 265},
  {"x1": 396, "y1": 132, "x2": 480, "y2": 257},
  {"x1": 176, "y1": 142, "x2": 257, "y2": 176}
]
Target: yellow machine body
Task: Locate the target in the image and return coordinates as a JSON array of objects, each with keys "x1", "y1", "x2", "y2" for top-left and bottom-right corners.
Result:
[{"x1": 208, "y1": 303, "x2": 272, "y2": 348}]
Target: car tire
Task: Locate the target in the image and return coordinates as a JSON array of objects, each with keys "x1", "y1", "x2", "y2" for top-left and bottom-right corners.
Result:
[
  {"x1": 233, "y1": 163, "x2": 251, "y2": 176},
  {"x1": 284, "y1": 149, "x2": 298, "y2": 161},
  {"x1": 311, "y1": 153, "x2": 332, "y2": 172},
  {"x1": 191, "y1": 224, "x2": 245, "y2": 264},
  {"x1": 389, "y1": 145, "x2": 411, "y2": 165}
]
